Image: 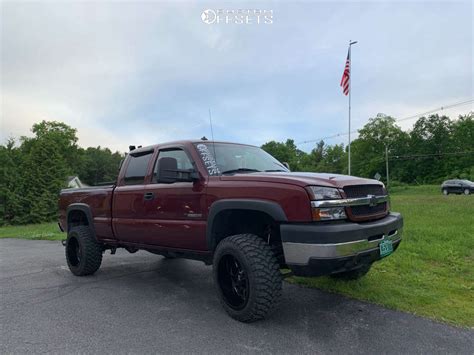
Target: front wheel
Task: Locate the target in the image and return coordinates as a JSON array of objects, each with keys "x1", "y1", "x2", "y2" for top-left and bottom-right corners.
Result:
[
  {"x1": 442, "y1": 189, "x2": 449, "y2": 195},
  {"x1": 330, "y1": 263, "x2": 372, "y2": 280},
  {"x1": 464, "y1": 189, "x2": 470, "y2": 195},
  {"x1": 213, "y1": 234, "x2": 282, "y2": 322},
  {"x1": 66, "y1": 226, "x2": 103, "y2": 276}
]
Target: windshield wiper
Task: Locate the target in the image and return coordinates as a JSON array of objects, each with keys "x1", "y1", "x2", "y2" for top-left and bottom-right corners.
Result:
[
  {"x1": 264, "y1": 169, "x2": 287, "y2": 172},
  {"x1": 221, "y1": 168, "x2": 261, "y2": 175}
]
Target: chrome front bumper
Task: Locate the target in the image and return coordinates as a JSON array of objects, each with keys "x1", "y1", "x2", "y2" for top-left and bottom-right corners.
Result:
[
  {"x1": 280, "y1": 212, "x2": 403, "y2": 274},
  {"x1": 283, "y1": 228, "x2": 402, "y2": 265}
]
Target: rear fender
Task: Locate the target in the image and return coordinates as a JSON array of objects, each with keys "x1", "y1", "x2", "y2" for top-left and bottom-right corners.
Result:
[{"x1": 66, "y1": 203, "x2": 97, "y2": 241}]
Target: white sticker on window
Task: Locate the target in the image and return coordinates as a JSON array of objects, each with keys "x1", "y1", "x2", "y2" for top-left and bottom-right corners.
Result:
[{"x1": 196, "y1": 144, "x2": 220, "y2": 176}]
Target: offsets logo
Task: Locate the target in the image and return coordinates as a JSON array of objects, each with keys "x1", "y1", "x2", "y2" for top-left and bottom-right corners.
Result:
[
  {"x1": 201, "y1": 9, "x2": 217, "y2": 24},
  {"x1": 201, "y1": 9, "x2": 273, "y2": 25}
]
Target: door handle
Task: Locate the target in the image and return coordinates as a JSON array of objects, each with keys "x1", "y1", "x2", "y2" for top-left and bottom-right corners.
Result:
[{"x1": 144, "y1": 192, "x2": 155, "y2": 200}]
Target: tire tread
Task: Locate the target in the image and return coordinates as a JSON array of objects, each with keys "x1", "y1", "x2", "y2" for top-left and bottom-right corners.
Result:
[
  {"x1": 214, "y1": 234, "x2": 282, "y2": 322},
  {"x1": 66, "y1": 226, "x2": 103, "y2": 276}
]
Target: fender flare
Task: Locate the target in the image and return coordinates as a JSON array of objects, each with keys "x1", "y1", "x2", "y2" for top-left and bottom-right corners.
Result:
[
  {"x1": 66, "y1": 203, "x2": 97, "y2": 240},
  {"x1": 206, "y1": 199, "x2": 288, "y2": 250}
]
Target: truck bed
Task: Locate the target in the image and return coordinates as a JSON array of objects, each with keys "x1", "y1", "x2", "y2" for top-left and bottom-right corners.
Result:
[{"x1": 58, "y1": 185, "x2": 116, "y2": 240}]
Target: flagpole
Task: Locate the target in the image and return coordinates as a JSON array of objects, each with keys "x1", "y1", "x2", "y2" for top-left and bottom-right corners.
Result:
[{"x1": 348, "y1": 40, "x2": 357, "y2": 175}]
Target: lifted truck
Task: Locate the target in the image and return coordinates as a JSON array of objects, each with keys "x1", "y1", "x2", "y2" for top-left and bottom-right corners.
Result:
[{"x1": 59, "y1": 140, "x2": 403, "y2": 322}]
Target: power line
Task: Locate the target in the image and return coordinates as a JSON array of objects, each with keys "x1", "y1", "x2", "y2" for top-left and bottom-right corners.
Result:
[
  {"x1": 347, "y1": 150, "x2": 474, "y2": 170},
  {"x1": 390, "y1": 150, "x2": 474, "y2": 161},
  {"x1": 396, "y1": 99, "x2": 473, "y2": 122},
  {"x1": 297, "y1": 99, "x2": 473, "y2": 145}
]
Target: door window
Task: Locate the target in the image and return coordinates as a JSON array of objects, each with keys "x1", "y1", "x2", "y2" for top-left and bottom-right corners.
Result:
[
  {"x1": 123, "y1": 152, "x2": 153, "y2": 185},
  {"x1": 153, "y1": 149, "x2": 193, "y2": 183}
]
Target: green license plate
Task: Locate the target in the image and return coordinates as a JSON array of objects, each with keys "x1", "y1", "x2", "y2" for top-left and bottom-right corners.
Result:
[{"x1": 379, "y1": 239, "x2": 393, "y2": 257}]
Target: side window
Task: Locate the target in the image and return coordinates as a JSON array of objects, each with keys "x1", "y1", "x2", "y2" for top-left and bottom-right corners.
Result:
[
  {"x1": 153, "y1": 149, "x2": 193, "y2": 182},
  {"x1": 123, "y1": 152, "x2": 153, "y2": 185}
]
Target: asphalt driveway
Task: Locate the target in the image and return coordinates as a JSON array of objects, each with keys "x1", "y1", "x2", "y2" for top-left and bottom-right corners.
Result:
[{"x1": 1, "y1": 239, "x2": 472, "y2": 354}]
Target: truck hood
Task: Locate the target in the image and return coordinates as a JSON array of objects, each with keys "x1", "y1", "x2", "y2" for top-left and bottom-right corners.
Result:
[{"x1": 220, "y1": 172, "x2": 383, "y2": 189}]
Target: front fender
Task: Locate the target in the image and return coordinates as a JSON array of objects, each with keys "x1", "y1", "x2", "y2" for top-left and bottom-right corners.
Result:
[{"x1": 206, "y1": 199, "x2": 288, "y2": 250}]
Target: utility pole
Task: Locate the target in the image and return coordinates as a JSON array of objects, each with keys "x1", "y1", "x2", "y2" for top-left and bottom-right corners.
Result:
[{"x1": 385, "y1": 144, "x2": 389, "y2": 189}]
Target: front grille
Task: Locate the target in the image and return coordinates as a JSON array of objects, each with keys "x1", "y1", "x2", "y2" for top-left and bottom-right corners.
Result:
[
  {"x1": 343, "y1": 184, "x2": 387, "y2": 220},
  {"x1": 351, "y1": 202, "x2": 387, "y2": 216},
  {"x1": 343, "y1": 184, "x2": 384, "y2": 198}
]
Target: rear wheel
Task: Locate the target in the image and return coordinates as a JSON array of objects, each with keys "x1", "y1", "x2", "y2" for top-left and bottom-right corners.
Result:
[
  {"x1": 66, "y1": 226, "x2": 103, "y2": 276},
  {"x1": 330, "y1": 263, "x2": 372, "y2": 280},
  {"x1": 213, "y1": 234, "x2": 282, "y2": 322},
  {"x1": 442, "y1": 189, "x2": 449, "y2": 195},
  {"x1": 464, "y1": 188, "x2": 470, "y2": 195}
]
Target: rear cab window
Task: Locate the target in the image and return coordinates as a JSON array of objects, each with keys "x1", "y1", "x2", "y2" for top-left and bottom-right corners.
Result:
[{"x1": 123, "y1": 151, "x2": 153, "y2": 185}]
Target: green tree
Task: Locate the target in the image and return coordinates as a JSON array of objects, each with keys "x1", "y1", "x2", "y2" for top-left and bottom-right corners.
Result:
[
  {"x1": 14, "y1": 135, "x2": 69, "y2": 224},
  {"x1": 408, "y1": 114, "x2": 453, "y2": 183},
  {"x1": 0, "y1": 139, "x2": 23, "y2": 225},
  {"x1": 1, "y1": 121, "x2": 78, "y2": 224},
  {"x1": 76, "y1": 146, "x2": 123, "y2": 185},
  {"x1": 261, "y1": 139, "x2": 306, "y2": 171},
  {"x1": 447, "y1": 113, "x2": 474, "y2": 180},
  {"x1": 351, "y1": 114, "x2": 408, "y2": 182},
  {"x1": 316, "y1": 144, "x2": 347, "y2": 174},
  {"x1": 299, "y1": 140, "x2": 325, "y2": 172},
  {"x1": 30, "y1": 120, "x2": 79, "y2": 172}
]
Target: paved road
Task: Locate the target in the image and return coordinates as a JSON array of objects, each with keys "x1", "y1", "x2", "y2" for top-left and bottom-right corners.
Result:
[{"x1": 1, "y1": 239, "x2": 472, "y2": 354}]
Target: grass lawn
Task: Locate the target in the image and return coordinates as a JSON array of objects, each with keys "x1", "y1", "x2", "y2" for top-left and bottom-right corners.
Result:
[
  {"x1": 291, "y1": 185, "x2": 474, "y2": 328},
  {"x1": 0, "y1": 222, "x2": 63, "y2": 240},
  {"x1": 1, "y1": 185, "x2": 473, "y2": 327}
]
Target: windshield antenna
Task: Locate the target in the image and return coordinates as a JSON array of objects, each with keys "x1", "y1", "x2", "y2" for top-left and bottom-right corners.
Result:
[{"x1": 208, "y1": 108, "x2": 219, "y2": 174}]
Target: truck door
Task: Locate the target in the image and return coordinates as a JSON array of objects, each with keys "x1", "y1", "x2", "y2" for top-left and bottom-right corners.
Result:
[
  {"x1": 112, "y1": 149, "x2": 154, "y2": 244},
  {"x1": 113, "y1": 147, "x2": 207, "y2": 250},
  {"x1": 141, "y1": 148, "x2": 207, "y2": 250}
]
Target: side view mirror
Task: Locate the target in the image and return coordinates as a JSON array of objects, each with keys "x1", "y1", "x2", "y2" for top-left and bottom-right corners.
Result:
[
  {"x1": 157, "y1": 157, "x2": 199, "y2": 183},
  {"x1": 282, "y1": 162, "x2": 291, "y2": 171}
]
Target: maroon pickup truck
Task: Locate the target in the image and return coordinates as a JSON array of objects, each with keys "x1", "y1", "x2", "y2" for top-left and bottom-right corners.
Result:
[{"x1": 59, "y1": 140, "x2": 403, "y2": 322}]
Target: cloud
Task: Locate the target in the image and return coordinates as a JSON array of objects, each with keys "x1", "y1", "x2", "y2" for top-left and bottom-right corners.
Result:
[{"x1": 1, "y1": 1, "x2": 472, "y2": 153}]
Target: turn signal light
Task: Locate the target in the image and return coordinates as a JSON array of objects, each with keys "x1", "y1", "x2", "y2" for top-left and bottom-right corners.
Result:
[{"x1": 312, "y1": 207, "x2": 347, "y2": 221}]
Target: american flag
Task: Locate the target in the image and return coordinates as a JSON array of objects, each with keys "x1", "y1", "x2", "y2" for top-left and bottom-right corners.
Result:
[{"x1": 340, "y1": 49, "x2": 350, "y2": 96}]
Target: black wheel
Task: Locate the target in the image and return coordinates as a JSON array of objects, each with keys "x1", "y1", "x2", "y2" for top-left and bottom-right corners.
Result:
[
  {"x1": 442, "y1": 189, "x2": 449, "y2": 195},
  {"x1": 464, "y1": 189, "x2": 470, "y2": 195},
  {"x1": 213, "y1": 234, "x2": 282, "y2": 322},
  {"x1": 66, "y1": 226, "x2": 103, "y2": 276},
  {"x1": 330, "y1": 263, "x2": 372, "y2": 280}
]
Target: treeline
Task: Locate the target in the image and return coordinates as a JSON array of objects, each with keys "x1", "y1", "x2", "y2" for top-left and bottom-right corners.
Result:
[
  {"x1": 0, "y1": 121, "x2": 123, "y2": 225},
  {"x1": 1, "y1": 113, "x2": 473, "y2": 225},
  {"x1": 262, "y1": 113, "x2": 474, "y2": 184}
]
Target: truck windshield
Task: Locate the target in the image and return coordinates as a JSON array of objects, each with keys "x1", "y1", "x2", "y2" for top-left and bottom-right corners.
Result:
[{"x1": 194, "y1": 142, "x2": 289, "y2": 176}]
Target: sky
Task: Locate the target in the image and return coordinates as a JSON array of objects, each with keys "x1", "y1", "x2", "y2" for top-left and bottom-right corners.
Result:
[{"x1": 1, "y1": 0, "x2": 472, "y2": 153}]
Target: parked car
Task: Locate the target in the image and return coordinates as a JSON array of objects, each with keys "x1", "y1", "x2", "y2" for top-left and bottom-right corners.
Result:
[
  {"x1": 441, "y1": 179, "x2": 474, "y2": 195},
  {"x1": 58, "y1": 139, "x2": 403, "y2": 322}
]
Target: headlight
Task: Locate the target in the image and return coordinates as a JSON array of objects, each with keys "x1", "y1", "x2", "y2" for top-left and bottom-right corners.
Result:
[
  {"x1": 305, "y1": 186, "x2": 342, "y2": 200},
  {"x1": 306, "y1": 186, "x2": 346, "y2": 221}
]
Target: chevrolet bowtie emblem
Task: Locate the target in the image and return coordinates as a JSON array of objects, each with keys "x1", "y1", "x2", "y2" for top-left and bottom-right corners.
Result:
[{"x1": 367, "y1": 194, "x2": 378, "y2": 207}]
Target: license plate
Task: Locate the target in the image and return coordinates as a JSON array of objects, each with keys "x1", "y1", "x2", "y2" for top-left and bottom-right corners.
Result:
[{"x1": 379, "y1": 239, "x2": 393, "y2": 257}]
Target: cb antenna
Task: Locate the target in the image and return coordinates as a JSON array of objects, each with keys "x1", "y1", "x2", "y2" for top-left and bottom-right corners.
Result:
[
  {"x1": 208, "y1": 108, "x2": 215, "y2": 142},
  {"x1": 208, "y1": 108, "x2": 218, "y2": 172}
]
